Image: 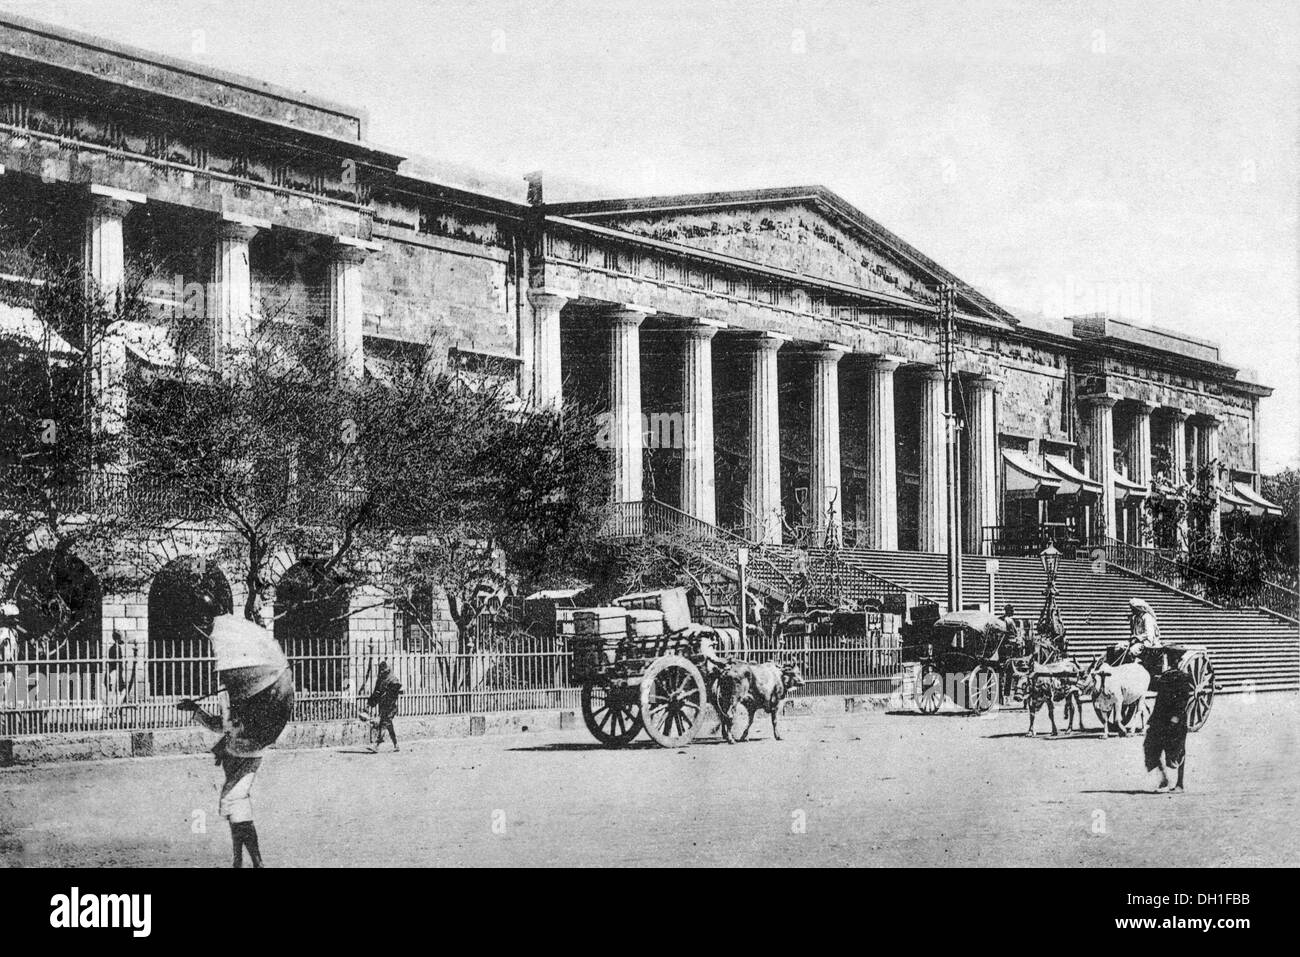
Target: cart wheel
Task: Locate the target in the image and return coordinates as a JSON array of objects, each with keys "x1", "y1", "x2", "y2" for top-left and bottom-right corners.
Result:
[
  {"x1": 581, "y1": 682, "x2": 642, "y2": 747},
  {"x1": 1180, "y1": 652, "x2": 1215, "y2": 732},
  {"x1": 639, "y1": 656, "x2": 706, "y2": 747},
  {"x1": 915, "y1": 666, "x2": 944, "y2": 714},
  {"x1": 968, "y1": 668, "x2": 999, "y2": 713}
]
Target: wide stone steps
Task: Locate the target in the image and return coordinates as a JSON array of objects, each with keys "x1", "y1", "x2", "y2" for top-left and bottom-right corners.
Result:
[{"x1": 798, "y1": 548, "x2": 1300, "y2": 694}]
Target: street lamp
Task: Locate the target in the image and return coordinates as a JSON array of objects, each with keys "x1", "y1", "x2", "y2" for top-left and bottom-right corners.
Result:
[
  {"x1": 1037, "y1": 543, "x2": 1066, "y2": 654},
  {"x1": 1039, "y1": 543, "x2": 1060, "y2": 583}
]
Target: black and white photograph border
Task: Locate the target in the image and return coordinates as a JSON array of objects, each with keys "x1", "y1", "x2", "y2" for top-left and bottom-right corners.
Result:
[{"x1": 0, "y1": 0, "x2": 1296, "y2": 889}]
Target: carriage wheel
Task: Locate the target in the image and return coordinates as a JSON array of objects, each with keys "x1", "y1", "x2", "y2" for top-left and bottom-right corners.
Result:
[
  {"x1": 1180, "y1": 652, "x2": 1215, "y2": 733},
  {"x1": 581, "y1": 682, "x2": 642, "y2": 747},
  {"x1": 968, "y1": 668, "x2": 1000, "y2": 713},
  {"x1": 915, "y1": 665, "x2": 944, "y2": 714},
  {"x1": 639, "y1": 656, "x2": 706, "y2": 748}
]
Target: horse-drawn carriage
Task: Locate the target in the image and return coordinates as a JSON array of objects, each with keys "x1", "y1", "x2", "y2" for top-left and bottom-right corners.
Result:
[
  {"x1": 569, "y1": 587, "x2": 743, "y2": 748},
  {"x1": 907, "y1": 610, "x2": 1024, "y2": 714}
]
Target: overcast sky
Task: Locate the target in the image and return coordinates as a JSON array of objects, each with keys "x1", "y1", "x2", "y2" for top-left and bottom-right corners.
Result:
[{"x1": 4, "y1": 0, "x2": 1297, "y2": 471}]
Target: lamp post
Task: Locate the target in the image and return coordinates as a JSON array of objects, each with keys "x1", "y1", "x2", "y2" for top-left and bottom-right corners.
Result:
[{"x1": 1037, "y1": 543, "x2": 1066, "y2": 654}]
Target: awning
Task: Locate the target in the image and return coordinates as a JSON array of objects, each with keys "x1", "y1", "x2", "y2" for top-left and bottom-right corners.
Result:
[
  {"x1": 1219, "y1": 487, "x2": 1255, "y2": 515},
  {"x1": 1230, "y1": 482, "x2": 1281, "y2": 517},
  {"x1": 1002, "y1": 450, "x2": 1061, "y2": 499},
  {"x1": 117, "y1": 320, "x2": 212, "y2": 375},
  {"x1": 0, "y1": 302, "x2": 80, "y2": 356},
  {"x1": 1114, "y1": 473, "x2": 1149, "y2": 503},
  {"x1": 1043, "y1": 454, "x2": 1103, "y2": 500}
]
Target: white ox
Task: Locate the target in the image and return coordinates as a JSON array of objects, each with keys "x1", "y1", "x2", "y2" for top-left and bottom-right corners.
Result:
[{"x1": 1085, "y1": 662, "x2": 1151, "y2": 738}]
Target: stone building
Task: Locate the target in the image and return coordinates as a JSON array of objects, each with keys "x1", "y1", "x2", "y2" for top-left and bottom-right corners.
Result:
[{"x1": 0, "y1": 15, "x2": 1281, "y2": 698}]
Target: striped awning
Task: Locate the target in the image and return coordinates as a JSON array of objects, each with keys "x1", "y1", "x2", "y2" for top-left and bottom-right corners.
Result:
[
  {"x1": 1043, "y1": 454, "x2": 1103, "y2": 500},
  {"x1": 1230, "y1": 482, "x2": 1282, "y2": 517},
  {"x1": 1002, "y1": 450, "x2": 1061, "y2": 499},
  {"x1": 1219, "y1": 486, "x2": 1255, "y2": 515}
]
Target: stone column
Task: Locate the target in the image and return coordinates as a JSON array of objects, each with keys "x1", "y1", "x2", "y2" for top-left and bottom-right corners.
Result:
[
  {"x1": 808, "y1": 345, "x2": 846, "y2": 544},
  {"x1": 608, "y1": 308, "x2": 649, "y2": 506},
  {"x1": 84, "y1": 185, "x2": 143, "y2": 440},
  {"x1": 326, "y1": 237, "x2": 378, "y2": 380},
  {"x1": 1203, "y1": 417, "x2": 1222, "y2": 539},
  {"x1": 679, "y1": 322, "x2": 719, "y2": 525},
  {"x1": 1129, "y1": 400, "x2": 1157, "y2": 546},
  {"x1": 917, "y1": 367, "x2": 949, "y2": 553},
  {"x1": 1165, "y1": 407, "x2": 1190, "y2": 550},
  {"x1": 1082, "y1": 393, "x2": 1120, "y2": 542},
  {"x1": 862, "y1": 355, "x2": 903, "y2": 550},
  {"x1": 744, "y1": 334, "x2": 784, "y2": 543},
  {"x1": 211, "y1": 216, "x2": 264, "y2": 370},
  {"x1": 526, "y1": 290, "x2": 568, "y2": 408},
  {"x1": 964, "y1": 374, "x2": 1000, "y2": 555}
]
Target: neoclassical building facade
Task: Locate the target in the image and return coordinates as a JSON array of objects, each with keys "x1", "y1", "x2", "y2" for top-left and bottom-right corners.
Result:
[{"x1": 0, "y1": 13, "x2": 1276, "y2": 570}]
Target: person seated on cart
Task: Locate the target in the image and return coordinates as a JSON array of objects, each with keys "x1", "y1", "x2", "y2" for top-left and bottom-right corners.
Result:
[{"x1": 1112, "y1": 597, "x2": 1162, "y2": 663}]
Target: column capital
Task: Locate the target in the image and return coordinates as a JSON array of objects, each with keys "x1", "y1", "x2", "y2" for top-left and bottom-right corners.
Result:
[
  {"x1": 608, "y1": 305, "x2": 653, "y2": 327},
  {"x1": 863, "y1": 353, "x2": 905, "y2": 373},
  {"x1": 915, "y1": 364, "x2": 946, "y2": 383},
  {"x1": 739, "y1": 331, "x2": 790, "y2": 353},
  {"x1": 680, "y1": 319, "x2": 723, "y2": 341},
  {"x1": 808, "y1": 342, "x2": 850, "y2": 362},
  {"x1": 1080, "y1": 391, "x2": 1122, "y2": 409},
  {"x1": 331, "y1": 235, "x2": 381, "y2": 264},
  {"x1": 964, "y1": 371, "x2": 1003, "y2": 391},
  {"x1": 217, "y1": 214, "x2": 266, "y2": 242},
  {"x1": 87, "y1": 183, "x2": 145, "y2": 218},
  {"x1": 526, "y1": 289, "x2": 570, "y2": 310},
  {"x1": 1168, "y1": 406, "x2": 1193, "y2": 422},
  {"x1": 1131, "y1": 398, "x2": 1160, "y2": 414}
]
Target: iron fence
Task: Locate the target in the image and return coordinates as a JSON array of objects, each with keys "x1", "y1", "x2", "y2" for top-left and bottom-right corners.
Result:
[{"x1": 0, "y1": 630, "x2": 903, "y2": 737}]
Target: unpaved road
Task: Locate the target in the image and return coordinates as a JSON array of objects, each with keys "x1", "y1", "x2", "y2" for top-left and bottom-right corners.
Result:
[{"x1": 2, "y1": 694, "x2": 1297, "y2": 867}]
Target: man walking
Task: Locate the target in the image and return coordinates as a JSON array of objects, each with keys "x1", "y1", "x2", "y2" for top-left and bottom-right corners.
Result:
[{"x1": 367, "y1": 661, "x2": 403, "y2": 753}]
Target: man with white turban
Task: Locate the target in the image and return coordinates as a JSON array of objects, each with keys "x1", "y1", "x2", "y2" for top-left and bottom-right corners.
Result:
[{"x1": 1114, "y1": 597, "x2": 1162, "y2": 660}]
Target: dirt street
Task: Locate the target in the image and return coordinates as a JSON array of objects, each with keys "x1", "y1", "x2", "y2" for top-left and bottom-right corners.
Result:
[{"x1": 2, "y1": 694, "x2": 1296, "y2": 867}]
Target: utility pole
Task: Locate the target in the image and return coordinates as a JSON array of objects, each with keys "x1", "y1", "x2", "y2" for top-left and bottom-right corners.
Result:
[{"x1": 941, "y1": 284, "x2": 964, "y2": 612}]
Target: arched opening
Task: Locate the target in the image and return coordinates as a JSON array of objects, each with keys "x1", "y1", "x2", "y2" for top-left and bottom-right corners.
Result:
[
  {"x1": 274, "y1": 560, "x2": 348, "y2": 698},
  {"x1": 147, "y1": 557, "x2": 233, "y2": 698},
  {"x1": 5, "y1": 550, "x2": 103, "y2": 711}
]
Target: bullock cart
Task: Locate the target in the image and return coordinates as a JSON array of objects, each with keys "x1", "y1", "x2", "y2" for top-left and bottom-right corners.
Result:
[
  {"x1": 1092, "y1": 641, "x2": 1216, "y2": 733},
  {"x1": 569, "y1": 587, "x2": 741, "y2": 748}
]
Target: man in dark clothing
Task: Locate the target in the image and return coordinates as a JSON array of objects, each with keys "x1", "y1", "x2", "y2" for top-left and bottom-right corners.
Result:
[
  {"x1": 367, "y1": 661, "x2": 403, "y2": 753},
  {"x1": 1144, "y1": 668, "x2": 1192, "y2": 792}
]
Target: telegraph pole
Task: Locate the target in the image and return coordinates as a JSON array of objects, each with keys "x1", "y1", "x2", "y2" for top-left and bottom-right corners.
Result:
[{"x1": 940, "y1": 284, "x2": 964, "y2": 612}]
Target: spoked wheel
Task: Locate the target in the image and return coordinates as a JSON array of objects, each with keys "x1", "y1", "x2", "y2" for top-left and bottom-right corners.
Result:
[
  {"x1": 915, "y1": 665, "x2": 944, "y2": 714},
  {"x1": 1181, "y1": 652, "x2": 1215, "y2": 732},
  {"x1": 639, "y1": 656, "x2": 706, "y2": 748},
  {"x1": 581, "y1": 682, "x2": 642, "y2": 747},
  {"x1": 967, "y1": 668, "x2": 1000, "y2": 713}
]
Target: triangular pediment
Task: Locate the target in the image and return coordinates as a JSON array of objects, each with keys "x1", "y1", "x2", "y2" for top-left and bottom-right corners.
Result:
[{"x1": 550, "y1": 187, "x2": 1014, "y2": 324}]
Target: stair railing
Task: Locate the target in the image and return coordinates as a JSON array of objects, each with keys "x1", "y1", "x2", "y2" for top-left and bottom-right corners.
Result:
[{"x1": 1102, "y1": 537, "x2": 1219, "y2": 604}]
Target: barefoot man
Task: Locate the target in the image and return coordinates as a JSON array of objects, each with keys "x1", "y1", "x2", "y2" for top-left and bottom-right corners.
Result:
[{"x1": 180, "y1": 614, "x2": 295, "y2": 868}]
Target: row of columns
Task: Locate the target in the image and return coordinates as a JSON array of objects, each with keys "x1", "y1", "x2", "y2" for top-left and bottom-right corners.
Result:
[
  {"x1": 81, "y1": 183, "x2": 376, "y2": 436},
  {"x1": 534, "y1": 294, "x2": 1001, "y2": 551},
  {"x1": 1083, "y1": 393, "x2": 1221, "y2": 544}
]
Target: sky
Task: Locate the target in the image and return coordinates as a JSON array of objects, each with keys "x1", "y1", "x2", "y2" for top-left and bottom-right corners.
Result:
[{"x1": 3, "y1": 0, "x2": 1297, "y2": 470}]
